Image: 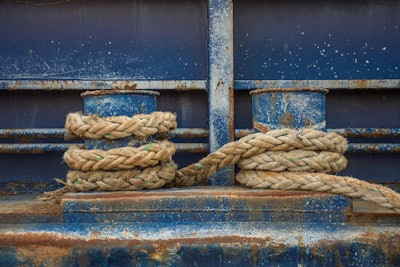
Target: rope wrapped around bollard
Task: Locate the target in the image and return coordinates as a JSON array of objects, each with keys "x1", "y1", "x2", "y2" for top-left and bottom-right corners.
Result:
[
  {"x1": 63, "y1": 140, "x2": 176, "y2": 171},
  {"x1": 40, "y1": 110, "x2": 400, "y2": 213},
  {"x1": 174, "y1": 128, "x2": 400, "y2": 213},
  {"x1": 39, "y1": 111, "x2": 178, "y2": 203},
  {"x1": 175, "y1": 129, "x2": 347, "y2": 185},
  {"x1": 65, "y1": 111, "x2": 177, "y2": 140}
]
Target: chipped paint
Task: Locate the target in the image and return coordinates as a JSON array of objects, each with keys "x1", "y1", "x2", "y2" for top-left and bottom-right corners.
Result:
[
  {"x1": 207, "y1": 0, "x2": 234, "y2": 185},
  {"x1": 0, "y1": 80, "x2": 206, "y2": 91},
  {"x1": 250, "y1": 88, "x2": 328, "y2": 131}
]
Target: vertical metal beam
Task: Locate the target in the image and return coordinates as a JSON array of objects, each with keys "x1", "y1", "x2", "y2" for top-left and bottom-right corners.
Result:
[{"x1": 207, "y1": 0, "x2": 234, "y2": 185}]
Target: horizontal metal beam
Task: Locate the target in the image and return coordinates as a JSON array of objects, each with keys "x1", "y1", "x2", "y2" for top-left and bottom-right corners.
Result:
[
  {"x1": 2, "y1": 79, "x2": 400, "y2": 91},
  {"x1": 2, "y1": 127, "x2": 400, "y2": 139},
  {"x1": 0, "y1": 128, "x2": 209, "y2": 139},
  {"x1": 0, "y1": 80, "x2": 206, "y2": 91},
  {"x1": 1, "y1": 128, "x2": 399, "y2": 153},
  {"x1": 235, "y1": 79, "x2": 400, "y2": 90},
  {"x1": 347, "y1": 143, "x2": 400, "y2": 153},
  {"x1": 1, "y1": 142, "x2": 400, "y2": 154},
  {"x1": 329, "y1": 128, "x2": 400, "y2": 138},
  {"x1": 0, "y1": 143, "x2": 208, "y2": 154}
]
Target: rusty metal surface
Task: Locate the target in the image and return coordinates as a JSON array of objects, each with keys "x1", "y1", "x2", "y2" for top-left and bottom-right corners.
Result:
[
  {"x1": 0, "y1": 189, "x2": 399, "y2": 265},
  {"x1": 235, "y1": 79, "x2": 400, "y2": 90},
  {"x1": 2, "y1": 79, "x2": 400, "y2": 91},
  {"x1": 0, "y1": 221, "x2": 399, "y2": 266},
  {"x1": 330, "y1": 127, "x2": 400, "y2": 138},
  {"x1": 250, "y1": 88, "x2": 327, "y2": 131},
  {"x1": 2, "y1": 127, "x2": 400, "y2": 140},
  {"x1": 207, "y1": 0, "x2": 235, "y2": 186},
  {"x1": 0, "y1": 80, "x2": 206, "y2": 91},
  {"x1": 0, "y1": 195, "x2": 61, "y2": 223},
  {"x1": 61, "y1": 187, "x2": 350, "y2": 223}
]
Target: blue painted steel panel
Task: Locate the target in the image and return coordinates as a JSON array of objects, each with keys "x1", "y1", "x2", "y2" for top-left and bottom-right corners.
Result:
[
  {"x1": 0, "y1": 0, "x2": 399, "y2": 265},
  {"x1": 0, "y1": 0, "x2": 207, "y2": 80},
  {"x1": 234, "y1": 0, "x2": 400, "y2": 80}
]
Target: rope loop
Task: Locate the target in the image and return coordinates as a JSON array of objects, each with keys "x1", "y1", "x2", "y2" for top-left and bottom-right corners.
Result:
[
  {"x1": 236, "y1": 171, "x2": 400, "y2": 213},
  {"x1": 175, "y1": 128, "x2": 347, "y2": 186},
  {"x1": 65, "y1": 111, "x2": 177, "y2": 140},
  {"x1": 63, "y1": 140, "x2": 176, "y2": 171},
  {"x1": 62, "y1": 162, "x2": 177, "y2": 192}
]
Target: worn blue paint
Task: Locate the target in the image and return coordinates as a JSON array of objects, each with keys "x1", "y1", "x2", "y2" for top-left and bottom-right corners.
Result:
[
  {"x1": 61, "y1": 189, "x2": 350, "y2": 224},
  {"x1": 0, "y1": 0, "x2": 208, "y2": 80},
  {"x1": 82, "y1": 90, "x2": 159, "y2": 149},
  {"x1": 234, "y1": 79, "x2": 400, "y2": 90},
  {"x1": 0, "y1": 0, "x2": 399, "y2": 265},
  {"x1": 0, "y1": 222, "x2": 399, "y2": 266},
  {"x1": 234, "y1": 0, "x2": 400, "y2": 80},
  {"x1": 251, "y1": 88, "x2": 328, "y2": 131},
  {"x1": 0, "y1": 80, "x2": 207, "y2": 91},
  {"x1": 207, "y1": 0, "x2": 234, "y2": 185},
  {"x1": 0, "y1": 143, "x2": 208, "y2": 154},
  {"x1": 2, "y1": 79, "x2": 400, "y2": 91},
  {"x1": 82, "y1": 90, "x2": 159, "y2": 118}
]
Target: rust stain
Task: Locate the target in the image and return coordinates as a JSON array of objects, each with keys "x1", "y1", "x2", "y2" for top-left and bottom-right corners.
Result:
[
  {"x1": 174, "y1": 81, "x2": 186, "y2": 91},
  {"x1": 61, "y1": 188, "x2": 330, "y2": 201},
  {"x1": 250, "y1": 88, "x2": 328, "y2": 94},
  {"x1": 216, "y1": 79, "x2": 224, "y2": 90},
  {"x1": 124, "y1": 84, "x2": 137, "y2": 90},
  {"x1": 346, "y1": 212, "x2": 400, "y2": 224},
  {"x1": 235, "y1": 129, "x2": 254, "y2": 139},
  {"x1": 0, "y1": 231, "x2": 275, "y2": 249},
  {"x1": 17, "y1": 245, "x2": 71, "y2": 267},
  {"x1": 271, "y1": 92, "x2": 277, "y2": 108},
  {"x1": 354, "y1": 79, "x2": 370, "y2": 89},
  {"x1": 304, "y1": 118, "x2": 312, "y2": 128},
  {"x1": 253, "y1": 122, "x2": 269, "y2": 133},
  {"x1": 279, "y1": 112, "x2": 293, "y2": 127},
  {"x1": 229, "y1": 86, "x2": 235, "y2": 141}
]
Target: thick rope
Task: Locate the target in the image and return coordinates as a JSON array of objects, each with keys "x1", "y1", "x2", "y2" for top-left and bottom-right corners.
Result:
[
  {"x1": 63, "y1": 140, "x2": 176, "y2": 171},
  {"x1": 65, "y1": 111, "x2": 177, "y2": 140},
  {"x1": 237, "y1": 150, "x2": 347, "y2": 173},
  {"x1": 40, "y1": 107, "x2": 400, "y2": 213},
  {"x1": 175, "y1": 128, "x2": 347, "y2": 186},
  {"x1": 61, "y1": 162, "x2": 177, "y2": 192},
  {"x1": 236, "y1": 171, "x2": 400, "y2": 213}
]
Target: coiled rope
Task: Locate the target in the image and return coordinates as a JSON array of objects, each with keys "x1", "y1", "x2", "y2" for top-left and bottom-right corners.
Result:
[
  {"x1": 40, "y1": 111, "x2": 400, "y2": 213},
  {"x1": 39, "y1": 111, "x2": 178, "y2": 202},
  {"x1": 175, "y1": 129, "x2": 347, "y2": 185},
  {"x1": 63, "y1": 140, "x2": 176, "y2": 171},
  {"x1": 174, "y1": 128, "x2": 400, "y2": 213},
  {"x1": 66, "y1": 111, "x2": 177, "y2": 140}
]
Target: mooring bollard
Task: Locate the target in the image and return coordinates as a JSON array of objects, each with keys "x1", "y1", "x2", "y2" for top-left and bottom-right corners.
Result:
[
  {"x1": 81, "y1": 90, "x2": 160, "y2": 149},
  {"x1": 250, "y1": 88, "x2": 328, "y2": 132}
]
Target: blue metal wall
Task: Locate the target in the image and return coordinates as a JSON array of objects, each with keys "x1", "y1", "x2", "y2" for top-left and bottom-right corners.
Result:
[
  {"x1": 1, "y1": 0, "x2": 399, "y2": 192},
  {"x1": 0, "y1": 0, "x2": 400, "y2": 265}
]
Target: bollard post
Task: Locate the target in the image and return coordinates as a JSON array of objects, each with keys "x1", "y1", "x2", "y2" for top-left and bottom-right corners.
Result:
[
  {"x1": 250, "y1": 88, "x2": 328, "y2": 132},
  {"x1": 81, "y1": 90, "x2": 160, "y2": 149}
]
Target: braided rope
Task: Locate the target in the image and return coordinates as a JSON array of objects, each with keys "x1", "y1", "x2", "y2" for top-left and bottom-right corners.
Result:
[
  {"x1": 66, "y1": 111, "x2": 177, "y2": 140},
  {"x1": 236, "y1": 171, "x2": 400, "y2": 213},
  {"x1": 63, "y1": 140, "x2": 176, "y2": 171},
  {"x1": 175, "y1": 128, "x2": 347, "y2": 186},
  {"x1": 238, "y1": 150, "x2": 347, "y2": 173},
  {"x1": 63, "y1": 162, "x2": 177, "y2": 192}
]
